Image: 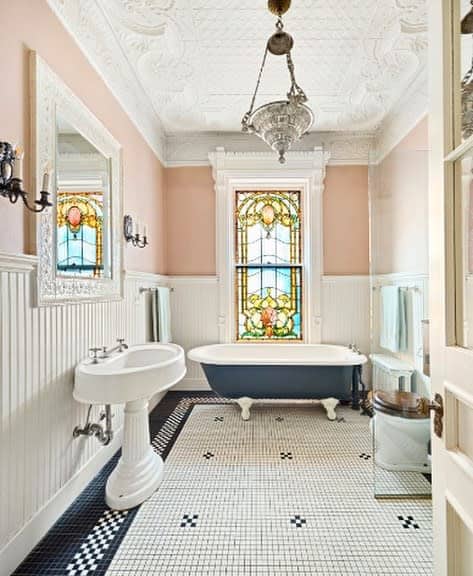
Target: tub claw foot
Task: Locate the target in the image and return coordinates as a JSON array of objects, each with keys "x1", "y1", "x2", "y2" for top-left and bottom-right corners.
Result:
[
  {"x1": 236, "y1": 397, "x2": 253, "y2": 421},
  {"x1": 321, "y1": 397, "x2": 339, "y2": 421}
]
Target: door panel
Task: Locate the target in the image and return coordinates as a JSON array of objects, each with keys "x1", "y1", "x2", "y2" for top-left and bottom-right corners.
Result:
[
  {"x1": 447, "y1": 501, "x2": 473, "y2": 575},
  {"x1": 430, "y1": 1, "x2": 473, "y2": 574}
]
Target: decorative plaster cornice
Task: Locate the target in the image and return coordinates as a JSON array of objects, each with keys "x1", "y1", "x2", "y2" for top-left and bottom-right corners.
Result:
[
  {"x1": 168, "y1": 132, "x2": 374, "y2": 167},
  {"x1": 47, "y1": 0, "x2": 166, "y2": 164}
]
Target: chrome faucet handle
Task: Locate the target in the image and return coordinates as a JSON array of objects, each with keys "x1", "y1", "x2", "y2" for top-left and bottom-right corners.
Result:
[
  {"x1": 89, "y1": 347, "x2": 102, "y2": 364},
  {"x1": 100, "y1": 345, "x2": 109, "y2": 358},
  {"x1": 116, "y1": 338, "x2": 128, "y2": 352}
]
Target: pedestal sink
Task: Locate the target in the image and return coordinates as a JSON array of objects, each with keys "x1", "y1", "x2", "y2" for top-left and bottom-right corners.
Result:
[{"x1": 74, "y1": 343, "x2": 186, "y2": 510}]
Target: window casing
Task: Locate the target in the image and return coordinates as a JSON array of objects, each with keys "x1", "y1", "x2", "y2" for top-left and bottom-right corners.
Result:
[{"x1": 210, "y1": 148, "x2": 326, "y2": 344}]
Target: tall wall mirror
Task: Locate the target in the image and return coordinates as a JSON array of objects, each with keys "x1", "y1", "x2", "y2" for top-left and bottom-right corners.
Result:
[{"x1": 31, "y1": 52, "x2": 122, "y2": 304}]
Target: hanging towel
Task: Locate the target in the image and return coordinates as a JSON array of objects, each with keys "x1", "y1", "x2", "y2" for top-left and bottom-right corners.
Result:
[
  {"x1": 151, "y1": 287, "x2": 172, "y2": 343},
  {"x1": 379, "y1": 285, "x2": 407, "y2": 353}
]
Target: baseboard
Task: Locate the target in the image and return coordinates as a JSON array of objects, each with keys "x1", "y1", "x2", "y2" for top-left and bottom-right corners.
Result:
[
  {"x1": 172, "y1": 378, "x2": 211, "y2": 391},
  {"x1": 0, "y1": 395, "x2": 166, "y2": 576}
]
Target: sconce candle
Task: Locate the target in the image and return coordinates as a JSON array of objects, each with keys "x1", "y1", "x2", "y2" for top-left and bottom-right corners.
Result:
[
  {"x1": 13, "y1": 146, "x2": 24, "y2": 181},
  {"x1": 42, "y1": 169, "x2": 50, "y2": 193},
  {"x1": 0, "y1": 141, "x2": 52, "y2": 213},
  {"x1": 124, "y1": 214, "x2": 148, "y2": 248}
]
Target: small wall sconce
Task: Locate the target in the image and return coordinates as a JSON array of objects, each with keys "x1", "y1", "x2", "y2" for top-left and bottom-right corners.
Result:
[
  {"x1": 0, "y1": 142, "x2": 52, "y2": 213},
  {"x1": 123, "y1": 214, "x2": 148, "y2": 248}
]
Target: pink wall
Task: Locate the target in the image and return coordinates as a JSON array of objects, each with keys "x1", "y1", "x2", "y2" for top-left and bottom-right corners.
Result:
[
  {"x1": 165, "y1": 167, "x2": 216, "y2": 275},
  {"x1": 323, "y1": 165, "x2": 369, "y2": 275},
  {"x1": 164, "y1": 165, "x2": 369, "y2": 276},
  {"x1": 372, "y1": 116, "x2": 429, "y2": 275},
  {"x1": 0, "y1": 0, "x2": 165, "y2": 274}
]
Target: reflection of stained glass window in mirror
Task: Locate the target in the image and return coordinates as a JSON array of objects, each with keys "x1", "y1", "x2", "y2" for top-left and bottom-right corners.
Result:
[
  {"x1": 55, "y1": 115, "x2": 111, "y2": 278},
  {"x1": 235, "y1": 190, "x2": 303, "y2": 341}
]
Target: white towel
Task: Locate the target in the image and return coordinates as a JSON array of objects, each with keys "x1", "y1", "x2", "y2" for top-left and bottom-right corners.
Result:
[
  {"x1": 379, "y1": 285, "x2": 407, "y2": 353},
  {"x1": 152, "y1": 287, "x2": 172, "y2": 343}
]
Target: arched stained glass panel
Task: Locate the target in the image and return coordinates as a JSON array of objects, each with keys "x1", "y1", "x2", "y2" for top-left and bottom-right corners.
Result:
[{"x1": 235, "y1": 190, "x2": 303, "y2": 341}]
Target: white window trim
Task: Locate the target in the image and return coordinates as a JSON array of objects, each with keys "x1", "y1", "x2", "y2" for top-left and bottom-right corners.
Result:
[{"x1": 209, "y1": 147, "x2": 329, "y2": 343}]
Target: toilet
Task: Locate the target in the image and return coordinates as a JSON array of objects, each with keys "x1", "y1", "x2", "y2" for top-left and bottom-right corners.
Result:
[{"x1": 372, "y1": 390, "x2": 431, "y2": 473}]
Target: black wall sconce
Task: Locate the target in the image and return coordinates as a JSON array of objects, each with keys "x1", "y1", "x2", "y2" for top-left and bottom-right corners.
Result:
[
  {"x1": 123, "y1": 214, "x2": 148, "y2": 248},
  {"x1": 0, "y1": 142, "x2": 52, "y2": 213}
]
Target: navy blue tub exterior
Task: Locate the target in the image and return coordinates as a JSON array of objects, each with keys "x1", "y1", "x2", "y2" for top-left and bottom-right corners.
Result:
[{"x1": 201, "y1": 363, "x2": 360, "y2": 408}]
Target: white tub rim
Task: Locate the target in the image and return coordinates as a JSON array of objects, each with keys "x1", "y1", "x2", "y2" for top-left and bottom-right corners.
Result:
[{"x1": 187, "y1": 343, "x2": 367, "y2": 366}]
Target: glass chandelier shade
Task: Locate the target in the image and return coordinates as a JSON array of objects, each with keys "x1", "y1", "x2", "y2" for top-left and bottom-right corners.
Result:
[{"x1": 241, "y1": 2, "x2": 314, "y2": 163}]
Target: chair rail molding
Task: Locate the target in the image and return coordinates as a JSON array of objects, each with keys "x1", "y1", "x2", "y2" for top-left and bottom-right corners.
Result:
[{"x1": 209, "y1": 147, "x2": 329, "y2": 344}]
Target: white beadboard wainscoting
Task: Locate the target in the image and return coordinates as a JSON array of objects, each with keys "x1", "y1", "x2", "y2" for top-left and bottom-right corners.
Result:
[
  {"x1": 0, "y1": 253, "x2": 166, "y2": 576},
  {"x1": 320, "y1": 276, "x2": 370, "y2": 352},
  {"x1": 371, "y1": 272, "x2": 430, "y2": 396},
  {"x1": 169, "y1": 275, "x2": 370, "y2": 390},
  {"x1": 169, "y1": 276, "x2": 219, "y2": 390}
]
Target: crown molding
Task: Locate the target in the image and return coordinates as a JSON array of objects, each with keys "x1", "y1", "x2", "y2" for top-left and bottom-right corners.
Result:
[
  {"x1": 167, "y1": 131, "x2": 374, "y2": 167},
  {"x1": 373, "y1": 69, "x2": 429, "y2": 164},
  {"x1": 47, "y1": 0, "x2": 166, "y2": 164}
]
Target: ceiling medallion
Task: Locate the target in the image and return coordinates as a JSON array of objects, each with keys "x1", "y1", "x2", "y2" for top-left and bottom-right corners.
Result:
[{"x1": 241, "y1": 0, "x2": 313, "y2": 164}]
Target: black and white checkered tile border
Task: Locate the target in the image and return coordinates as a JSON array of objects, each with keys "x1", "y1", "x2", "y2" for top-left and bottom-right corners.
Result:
[
  {"x1": 151, "y1": 395, "x2": 228, "y2": 457},
  {"x1": 67, "y1": 395, "x2": 225, "y2": 576},
  {"x1": 16, "y1": 393, "x2": 224, "y2": 576},
  {"x1": 66, "y1": 510, "x2": 128, "y2": 575}
]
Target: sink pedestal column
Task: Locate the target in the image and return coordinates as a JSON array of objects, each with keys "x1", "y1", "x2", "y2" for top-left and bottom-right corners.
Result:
[{"x1": 106, "y1": 398, "x2": 163, "y2": 510}]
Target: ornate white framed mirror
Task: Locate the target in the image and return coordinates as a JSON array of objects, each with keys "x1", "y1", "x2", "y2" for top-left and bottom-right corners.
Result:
[{"x1": 30, "y1": 51, "x2": 122, "y2": 305}]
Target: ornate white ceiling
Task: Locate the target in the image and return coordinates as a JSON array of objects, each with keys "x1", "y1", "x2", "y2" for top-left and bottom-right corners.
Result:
[{"x1": 48, "y1": 0, "x2": 427, "y2": 161}]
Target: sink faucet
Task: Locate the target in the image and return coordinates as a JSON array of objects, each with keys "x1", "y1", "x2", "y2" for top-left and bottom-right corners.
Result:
[{"x1": 89, "y1": 339, "x2": 128, "y2": 363}]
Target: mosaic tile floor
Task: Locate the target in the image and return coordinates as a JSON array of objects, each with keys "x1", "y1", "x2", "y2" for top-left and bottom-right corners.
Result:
[{"x1": 14, "y1": 394, "x2": 433, "y2": 576}]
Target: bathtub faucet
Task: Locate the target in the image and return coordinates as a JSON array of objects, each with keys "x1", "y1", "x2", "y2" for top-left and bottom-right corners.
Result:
[{"x1": 349, "y1": 343, "x2": 361, "y2": 354}]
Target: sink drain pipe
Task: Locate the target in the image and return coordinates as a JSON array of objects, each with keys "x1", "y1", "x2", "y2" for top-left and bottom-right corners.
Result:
[{"x1": 73, "y1": 404, "x2": 113, "y2": 445}]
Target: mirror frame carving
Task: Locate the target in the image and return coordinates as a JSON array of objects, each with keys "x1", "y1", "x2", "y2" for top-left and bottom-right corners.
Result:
[{"x1": 30, "y1": 52, "x2": 123, "y2": 305}]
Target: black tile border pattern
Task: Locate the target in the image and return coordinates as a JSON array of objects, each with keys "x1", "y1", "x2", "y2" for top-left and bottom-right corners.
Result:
[{"x1": 12, "y1": 392, "x2": 225, "y2": 576}]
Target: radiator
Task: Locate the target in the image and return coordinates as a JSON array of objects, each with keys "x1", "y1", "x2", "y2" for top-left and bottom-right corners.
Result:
[{"x1": 370, "y1": 354, "x2": 414, "y2": 392}]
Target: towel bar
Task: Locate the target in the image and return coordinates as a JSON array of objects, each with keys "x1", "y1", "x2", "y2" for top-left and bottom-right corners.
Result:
[
  {"x1": 372, "y1": 285, "x2": 420, "y2": 292},
  {"x1": 139, "y1": 287, "x2": 174, "y2": 293}
]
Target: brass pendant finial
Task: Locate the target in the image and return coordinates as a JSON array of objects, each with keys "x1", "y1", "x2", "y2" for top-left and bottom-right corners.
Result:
[{"x1": 268, "y1": 0, "x2": 291, "y2": 17}]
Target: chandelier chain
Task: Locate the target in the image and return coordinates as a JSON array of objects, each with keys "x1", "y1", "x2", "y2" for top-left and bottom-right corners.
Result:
[
  {"x1": 286, "y1": 52, "x2": 306, "y2": 101},
  {"x1": 243, "y1": 45, "x2": 269, "y2": 124}
]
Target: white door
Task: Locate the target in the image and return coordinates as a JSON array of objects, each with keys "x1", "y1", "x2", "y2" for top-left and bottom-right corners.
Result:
[{"x1": 430, "y1": 1, "x2": 473, "y2": 574}]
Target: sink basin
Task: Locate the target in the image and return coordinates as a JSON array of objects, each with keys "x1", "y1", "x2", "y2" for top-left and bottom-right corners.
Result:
[
  {"x1": 73, "y1": 343, "x2": 186, "y2": 511},
  {"x1": 74, "y1": 343, "x2": 186, "y2": 405}
]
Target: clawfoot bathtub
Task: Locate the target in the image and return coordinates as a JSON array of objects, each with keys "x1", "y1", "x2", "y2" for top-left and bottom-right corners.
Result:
[{"x1": 188, "y1": 344, "x2": 367, "y2": 421}]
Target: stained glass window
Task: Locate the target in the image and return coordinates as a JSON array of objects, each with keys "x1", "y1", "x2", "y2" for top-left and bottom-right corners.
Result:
[
  {"x1": 235, "y1": 190, "x2": 303, "y2": 340},
  {"x1": 56, "y1": 191, "x2": 104, "y2": 277}
]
